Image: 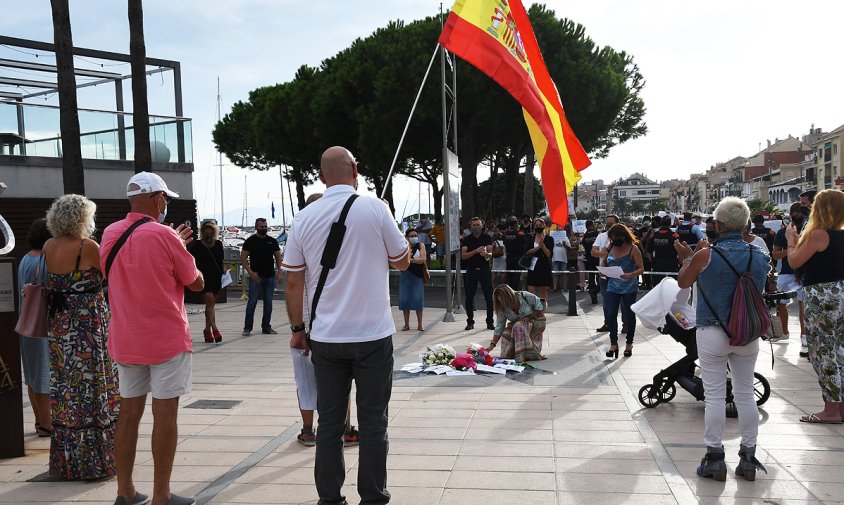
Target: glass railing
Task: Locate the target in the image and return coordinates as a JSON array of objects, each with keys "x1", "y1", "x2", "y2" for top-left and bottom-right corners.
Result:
[{"x1": 0, "y1": 101, "x2": 192, "y2": 164}]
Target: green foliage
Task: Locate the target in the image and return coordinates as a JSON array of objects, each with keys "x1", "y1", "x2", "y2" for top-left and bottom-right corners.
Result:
[
  {"x1": 746, "y1": 198, "x2": 778, "y2": 215},
  {"x1": 477, "y1": 174, "x2": 545, "y2": 221},
  {"x1": 646, "y1": 198, "x2": 669, "y2": 214}
]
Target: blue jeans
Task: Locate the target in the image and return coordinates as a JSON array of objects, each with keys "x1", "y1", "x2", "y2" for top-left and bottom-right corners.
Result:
[
  {"x1": 244, "y1": 275, "x2": 276, "y2": 331},
  {"x1": 604, "y1": 290, "x2": 637, "y2": 345},
  {"x1": 310, "y1": 337, "x2": 393, "y2": 505}
]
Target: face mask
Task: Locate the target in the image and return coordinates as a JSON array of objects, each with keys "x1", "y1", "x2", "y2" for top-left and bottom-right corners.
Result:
[
  {"x1": 612, "y1": 239, "x2": 625, "y2": 247},
  {"x1": 470, "y1": 226, "x2": 482, "y2": 236},
  {"x1": 706, "y1": 230, "x2": 718, "y2": 240},
  {"x1": 203, "y1": 233, "x2": 212, "y2": 239},
  {"x1": 157, "y1": 205, "x2": 167, "y2": 224},
  {"x1": 643, "y1": 220, "x2": 651, "y2": 227},
  {"x1": 535, "y1": 225, "x2": 545, "y2": 232},
  {"x1": 408, "y1": 237, "x2": 419, "y2": 244},
  {"x1": 791, "y1": 214, "x2": 804, "y2": 226},
  {"x1": 257, "y1": 229, "x2": 267, "y2": 236},
  {"x1": 509, "y1": 221, "x2": 518, "y2": 228}
]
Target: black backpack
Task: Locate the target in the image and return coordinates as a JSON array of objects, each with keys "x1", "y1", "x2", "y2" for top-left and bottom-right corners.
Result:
[{"x1": 676, "y1": 223, "x2": 695, "y2": 244}]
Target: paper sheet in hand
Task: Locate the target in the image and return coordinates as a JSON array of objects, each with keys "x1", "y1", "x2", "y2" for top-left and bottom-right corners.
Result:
[
  {"x1": 529, "y1": 257, "x2": 538, "y2": 271},
  {"x1": 597, "y1": 266, "x2": 625, "y2": 279},
  {"x1": 476, "y1": 364, "x2": 506, "y2": 374}
]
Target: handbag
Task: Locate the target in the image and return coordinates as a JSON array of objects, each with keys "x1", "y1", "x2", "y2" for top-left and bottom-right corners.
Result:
[
  {"x1": 199, "y1": 240, "x2": 231, "y2": 289},
  {"x1": 517, "y1": 254, "x2": 533, "y2": 270},
  {"x1": 15, "y1": 253, "x2": 51, "y2": 339},
  {"x1": 491, "y1": 240, "x2": 504, "y2": 258}
]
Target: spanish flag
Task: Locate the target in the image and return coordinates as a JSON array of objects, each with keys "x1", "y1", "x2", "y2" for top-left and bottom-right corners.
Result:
[{"x1": 439, "y1": 0, "x2": 590, "y2": 225}]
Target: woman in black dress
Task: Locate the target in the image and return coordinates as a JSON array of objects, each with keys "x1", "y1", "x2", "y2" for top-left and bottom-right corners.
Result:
[
  {"x1": 190, "y1": 221, "x2": 225, "y2": 342},
  {"x1": 525, "y1": 217, "x2": 555, "y2": 305}
]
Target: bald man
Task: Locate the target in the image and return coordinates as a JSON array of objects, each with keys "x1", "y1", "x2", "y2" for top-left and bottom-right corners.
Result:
[{"x1": 283, "y1": 146, "x2": 409, "y2": 505}]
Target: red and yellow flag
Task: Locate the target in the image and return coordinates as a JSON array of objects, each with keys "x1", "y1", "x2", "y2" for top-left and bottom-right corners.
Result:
[{"x1": 439, "y1": 0, "x2": 591, "y2": 224}]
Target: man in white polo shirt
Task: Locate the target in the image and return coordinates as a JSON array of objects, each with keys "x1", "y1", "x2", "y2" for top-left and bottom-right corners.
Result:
[{"x1": 283, "y1": 146, "x2": 410, "y2": 505}]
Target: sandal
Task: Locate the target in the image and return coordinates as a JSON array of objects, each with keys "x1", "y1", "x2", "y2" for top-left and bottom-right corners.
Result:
[
  {"x1": 35, "y1": 424, "x2": 52, "y2": 437},
  {"x1": 799, "y1": 413, "x2": 843, "y2": 424},
  {"x1": 401, "y1": 325, "x2": 410, "y2": 331},
  {"x1": 417, "y1": 326, "x2": 424, "y2": 331}
]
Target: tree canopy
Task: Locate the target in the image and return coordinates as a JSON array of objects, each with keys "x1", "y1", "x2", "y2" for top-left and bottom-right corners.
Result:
[{"x1": 213, "y1": 5, "x2": 647, "y2": 223}]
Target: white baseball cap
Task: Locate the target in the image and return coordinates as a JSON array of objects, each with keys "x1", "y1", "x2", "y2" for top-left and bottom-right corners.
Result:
[{"x1": 126, "y1": 171, "x2": 180, "y2": 198}]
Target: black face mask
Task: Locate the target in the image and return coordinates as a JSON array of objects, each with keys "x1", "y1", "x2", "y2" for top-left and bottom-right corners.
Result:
[
  {"x1": 706, "y1": 230, "x2": 718, "y2": 240},
  {"x1": 612, "y1": 239, "x2": 625, "y2": 247},
  {"x1": 791, "y1": 214, "x2": 804, "y2": 226},
  {"x1": 535, "y1": 226, "x2": 545, "y2": 232},
  {"x1": 256, "y1": 229, "x2": 267, "y2": 236}
]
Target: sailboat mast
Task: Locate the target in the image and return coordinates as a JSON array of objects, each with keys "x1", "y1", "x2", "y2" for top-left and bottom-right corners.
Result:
[
  {"x1": 216, "y1": 77, "x2": 225, "y2": 231},
  {"x1": 241, "y1": 174, "x2": 247, "y2": 228}
]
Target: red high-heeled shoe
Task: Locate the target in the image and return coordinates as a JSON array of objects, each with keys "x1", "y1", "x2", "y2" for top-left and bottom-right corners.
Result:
[
  {"x1": 203, "y1": 329, "x2": 214, "y2": 343},
  {"x1": 212, "y1": 329, "x2": 223, "y2": 343}
]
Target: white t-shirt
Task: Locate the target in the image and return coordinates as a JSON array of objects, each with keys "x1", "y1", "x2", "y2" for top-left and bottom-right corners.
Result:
[
  {"x1": 552, "y1": 238, "x2": 570, "y2": 262},
  {"x1": 749, "y1": 236, "x2": 768, "y2": 253},
  {"x1": 593, "y1": 231, "x2": 610, "y2": 250},
  {"x1": 282, "y1": 185, "x2": 409, "y2": 343},
  {"x1": 491, "y1": 240, "x2": 506, "y2": 270}
]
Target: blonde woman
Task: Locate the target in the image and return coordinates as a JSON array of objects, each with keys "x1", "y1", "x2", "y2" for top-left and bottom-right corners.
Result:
[
  {"x1": 189, "y1": 220, "x2": 225, "y2": 342},
  {"x1": 786, "y1": 189, "x2": 844, "y2": 424},
  {"x1": 43, "y1": 194, "x2": 118, "y2": 480},
  {"x1": 488, "y1": 284, "x2": 546, "y2": 361}
]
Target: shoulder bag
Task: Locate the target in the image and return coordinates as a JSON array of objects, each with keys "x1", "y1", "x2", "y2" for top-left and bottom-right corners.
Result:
[
  {"x1": 200, "y1": 241, "x2": 232, "y2": 289},
  {"x1": 105, "y1": 217, "x2": 154, "y2": 278},
  {"x1": 309, "y1": 194, "x2": 358, "y2": 331},
  {"x1": 15, "y1": 253, "x2": 51, "y2": 339}
]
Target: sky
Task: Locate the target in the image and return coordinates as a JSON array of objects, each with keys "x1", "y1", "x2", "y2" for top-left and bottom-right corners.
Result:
[{"x1": 3, "y1": 0, "x2": 843, "y2": 226}]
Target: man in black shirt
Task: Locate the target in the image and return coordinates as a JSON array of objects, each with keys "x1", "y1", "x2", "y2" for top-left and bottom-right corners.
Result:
[
  {"x1": 462, "y1": 217, "x2": 494, "y2": 331},
  {"x1": 647, "y1": 215, "x2": 680, "y2": 285},
  {"x1": 501, "y1": 216, "x2": 526, "y2": 290},
  {"x1": 241, "y1": 217, "x2": 282, "y2": 335},
  {"x1": 751, "y1": 214, "x2": 776, "y2": 253}
]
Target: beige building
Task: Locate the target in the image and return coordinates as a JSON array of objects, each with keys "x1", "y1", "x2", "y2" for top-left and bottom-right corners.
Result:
[{"x1": 813, "y1": 124, "x2": 844, "y2": 190}]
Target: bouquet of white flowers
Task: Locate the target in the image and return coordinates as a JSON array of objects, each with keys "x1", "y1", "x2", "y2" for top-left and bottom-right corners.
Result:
[{"x1": 420, "y1": 343, "x2": 457, "y2": 366}]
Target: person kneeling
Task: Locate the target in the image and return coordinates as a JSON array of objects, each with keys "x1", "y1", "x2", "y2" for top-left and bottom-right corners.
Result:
[{"x1": 488, "y1": 284, "x2": 547, "y2": 362}]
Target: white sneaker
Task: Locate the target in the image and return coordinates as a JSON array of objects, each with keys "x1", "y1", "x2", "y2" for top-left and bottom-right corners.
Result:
[
  {"x1": 800, "y1": 334, "x2": 809, "y2": 357},
  {"x1": 770, "y1": 332, "x2": 789, "y2": 343}
]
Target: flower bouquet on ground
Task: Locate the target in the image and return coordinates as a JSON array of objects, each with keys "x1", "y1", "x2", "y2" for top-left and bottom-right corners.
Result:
[
  {"x1": 450, "y1": 353, "x2": 477, "y2": 371},
  {"x1": 467, "y1": 342, "x2": 503, "y2": 366},
  {"x1": 420, "y1": 343, "x2": 457, "y2": 366}
]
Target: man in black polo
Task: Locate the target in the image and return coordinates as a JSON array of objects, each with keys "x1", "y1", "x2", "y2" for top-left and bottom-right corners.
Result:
[
  {"x1": 501, "y1": 215, "x2": 526, "y2": 290},
  {"x1": 462, "y1": 217, "x2": 494, "y2": 331},
  {"x1": 240, "y1": 218, "x2": 282, "y2": 335}
]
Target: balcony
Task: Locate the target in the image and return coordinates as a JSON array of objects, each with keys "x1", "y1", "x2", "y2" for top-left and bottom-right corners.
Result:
[{"x1": 0, "y1": 101, "x2": 192, "y2": 164}]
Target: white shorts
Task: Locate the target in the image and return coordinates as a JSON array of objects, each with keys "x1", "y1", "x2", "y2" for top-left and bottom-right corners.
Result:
[
  {"x1": 776, "y1": 274, "x2": 804, "y2": 304},
  {"x1": 116, "y1": 352, "x2": 192, "y2": 399},
  {"x1": 291, "y1": 348, "x2": 317, "y2": 411}
]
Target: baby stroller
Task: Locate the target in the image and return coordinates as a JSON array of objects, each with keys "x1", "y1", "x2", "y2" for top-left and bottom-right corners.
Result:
[{"x1": 630, "y1": 278, "x2": 793, "y2": 411}]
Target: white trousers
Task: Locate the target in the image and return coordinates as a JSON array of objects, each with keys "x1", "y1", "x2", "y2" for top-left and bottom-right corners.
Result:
[{"x1": 697, "y1": 326, "x2": 760, "y2": 448}]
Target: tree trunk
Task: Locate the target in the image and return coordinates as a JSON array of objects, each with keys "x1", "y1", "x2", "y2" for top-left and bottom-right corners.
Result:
[
  {"x1": 128, "y1": 0, "x2": 150, "y2": 173},
  {"x1": 295, "y1": 177, "x2": 306, "y2": 210},
  {"x1": 431, "y1": 180, "x2": 443, "y2": 223},
  {"x1": 50, "y1": 0, "x2": 84, "y2": 194},
  {"x1": 485, "y1": 155, "x2": 498, "y2": 220},
  {"x1": 523, "y1": 149, "x2": 536, "y2": 216},
  {"x1": 503, "y1": 154, "x2": 520, "y2": 216}
]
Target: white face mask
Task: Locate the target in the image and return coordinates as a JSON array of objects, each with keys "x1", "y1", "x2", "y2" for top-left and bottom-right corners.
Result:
[
  {"x1": 408, "y1": 237, "x2": 419, "y2": 245},
  {"x1": 158, "y1": 200, "x2": 168, "y2": 223}
]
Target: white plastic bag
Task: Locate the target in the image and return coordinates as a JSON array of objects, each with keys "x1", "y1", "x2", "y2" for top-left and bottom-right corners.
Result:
[{"x1": 631, "y1": 277, "x2": 694, "y2": 330}]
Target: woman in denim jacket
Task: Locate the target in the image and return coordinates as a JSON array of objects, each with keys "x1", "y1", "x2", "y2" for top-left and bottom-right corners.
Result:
[{"x1": 675, "y1": 197, "x2": 771, "y2": 482}]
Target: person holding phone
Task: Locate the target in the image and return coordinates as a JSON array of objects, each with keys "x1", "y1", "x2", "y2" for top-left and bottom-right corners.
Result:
[{"x1": 771, "y1": 203, "x2": 807, "y2": 351}]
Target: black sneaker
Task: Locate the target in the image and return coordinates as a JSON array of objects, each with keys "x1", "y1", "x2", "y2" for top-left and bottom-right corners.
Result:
[
  {"x1": 262, "y1": 327, "x2": 278, "y2": 334},
  {"x1": 486, "y1": 322, "x2": 495, "y2": 330},
  {"x1": 464, "y1": 323, "x2": 474, "y2": 331}
]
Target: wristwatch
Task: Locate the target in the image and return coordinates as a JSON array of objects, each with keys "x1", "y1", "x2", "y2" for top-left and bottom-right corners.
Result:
[{"x1": 290, "y1": 323, "x2": 306, "y2": 333}]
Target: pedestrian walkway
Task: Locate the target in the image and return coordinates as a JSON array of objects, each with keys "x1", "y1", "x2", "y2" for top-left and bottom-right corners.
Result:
[{"x1": 1, "y1": 297, "x2": 841, "y2": 504}]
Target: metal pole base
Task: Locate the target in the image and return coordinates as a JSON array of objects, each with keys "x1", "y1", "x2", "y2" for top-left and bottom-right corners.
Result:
[{"x1": 442, "y1": 311, "x2": 456, "y2": 322}]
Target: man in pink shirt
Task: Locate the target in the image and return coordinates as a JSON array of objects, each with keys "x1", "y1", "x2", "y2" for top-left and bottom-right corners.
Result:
[{"x1": 101, "y1": 172, "x2": 204, "y2": 505}]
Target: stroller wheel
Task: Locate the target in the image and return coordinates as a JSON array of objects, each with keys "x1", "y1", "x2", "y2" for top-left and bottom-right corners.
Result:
[
  {"x1": 662, "y1": 383, "x2": 677, "y2": 402},
  {"x1": 754, "y1": 373, "x2": 771, "y2": 406},
  {"x1": 638, "y1": 384, "x2": 661, "y2": 408}
]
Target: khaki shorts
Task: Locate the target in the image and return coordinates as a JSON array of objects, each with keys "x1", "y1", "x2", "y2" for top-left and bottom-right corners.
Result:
[{"x1": 116, "y1": 352, "x2": 192, "y2": 399}]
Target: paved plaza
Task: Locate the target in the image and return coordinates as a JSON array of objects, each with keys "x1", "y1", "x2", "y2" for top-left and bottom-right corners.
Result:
[{"x1": 1, "y1": 293, "x2": 842, "y2": 504}]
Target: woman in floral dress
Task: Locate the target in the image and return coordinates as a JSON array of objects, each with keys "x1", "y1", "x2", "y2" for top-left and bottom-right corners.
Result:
[{"x1": 44, "y1": 194, "x2": 118, "y2": 480}]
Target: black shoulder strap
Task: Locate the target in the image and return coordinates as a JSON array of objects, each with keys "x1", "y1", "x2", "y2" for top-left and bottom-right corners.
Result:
[
  {"x1": 309, "y1": 194, "x2": 359, "y2": 331},
  {"x1": 105, "y1": 217, "x2": 154, "y2": 278}
]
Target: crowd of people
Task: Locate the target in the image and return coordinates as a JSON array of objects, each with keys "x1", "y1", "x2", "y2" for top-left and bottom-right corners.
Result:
[{"x1": 14, "y1": 149, "x2": 844, "y2": 500}]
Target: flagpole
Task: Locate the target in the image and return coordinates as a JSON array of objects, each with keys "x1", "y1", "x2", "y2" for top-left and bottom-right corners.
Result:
[{"x1": 440, "y1": 42, "x2": 455, "y2": 323}]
